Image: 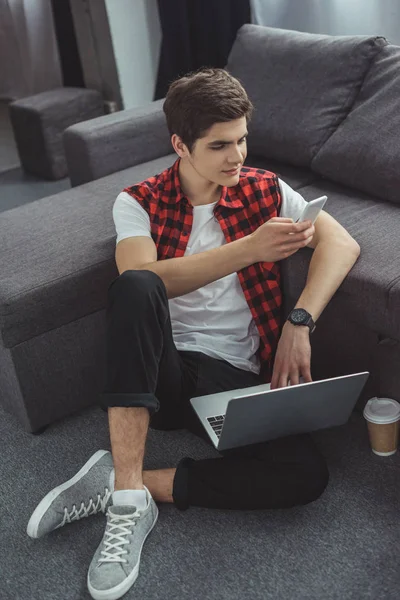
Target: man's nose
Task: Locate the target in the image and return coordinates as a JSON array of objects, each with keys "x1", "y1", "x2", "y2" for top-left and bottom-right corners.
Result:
[{"x1": 229, "y1": 145, "x2": 244, "y2": 164}]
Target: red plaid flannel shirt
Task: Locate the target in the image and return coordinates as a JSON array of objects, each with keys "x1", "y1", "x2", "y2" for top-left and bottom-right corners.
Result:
[{"x1": 124, "y1": 158, "x2": 283, "y2": 382}]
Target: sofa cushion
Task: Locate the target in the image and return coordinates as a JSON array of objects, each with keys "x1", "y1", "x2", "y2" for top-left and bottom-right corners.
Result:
[
  {"x1": 0, "y1": 154, "x2": 176, "y2": 348},
  {"x1": 312, "y1": 45, "x2": 400, "y2": 206},
  {"x1": 245, "y1": 155, "x2": 321, "y2": 190},
  {"x1": 64, "y1": 98, "x2": 172, "y2": 187},
  {"x1": 281, "y1": 181, "x2": 400, "y2": 341},
  {"x1": 227, "y1": 24, "x2": 387, "y2": 167},
  {"x1": 9, "y1": 88, "x2": 104, "y2": 180}
]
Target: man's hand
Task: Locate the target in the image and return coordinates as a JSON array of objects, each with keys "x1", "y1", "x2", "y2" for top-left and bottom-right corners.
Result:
[
  {"x1": 270, "y1": 322, "x2": 313, "y2": 389},
  {"x1": 249, "y1": 218, "x2": 315, "y2": 263}
]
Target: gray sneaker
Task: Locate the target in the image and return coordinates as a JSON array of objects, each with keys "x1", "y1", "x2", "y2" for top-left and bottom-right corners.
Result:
[
  {"x1": 87, "y1": 486, "x2": 158, "y2": 600},
  {"x1": 27, "y1": 450, "x2": 114, "y2": 539}
]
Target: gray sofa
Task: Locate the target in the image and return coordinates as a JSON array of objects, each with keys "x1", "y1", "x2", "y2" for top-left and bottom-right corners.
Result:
[{"x1": 1, "y1": 24, "x2": 400, "y2": 434}]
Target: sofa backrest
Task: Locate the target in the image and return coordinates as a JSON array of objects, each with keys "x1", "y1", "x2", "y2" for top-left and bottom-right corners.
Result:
[
  {"x1": 227, "y1": 24, "x2": 387, "y2": 169},
  {"x1": 312, "y1": 44, "x2": 400, "y2": 206}
]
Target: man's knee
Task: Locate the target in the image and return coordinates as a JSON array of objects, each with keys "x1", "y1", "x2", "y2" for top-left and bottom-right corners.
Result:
[
  {"x1": 109, "y1": 269, "x2": 163, "y2": 298},
  {"x1": 150, "y1": 410, "x2": 185, "y2": 432},
  {"x1": 106, "y1": 270, "x2": 168, "y2": 318}
]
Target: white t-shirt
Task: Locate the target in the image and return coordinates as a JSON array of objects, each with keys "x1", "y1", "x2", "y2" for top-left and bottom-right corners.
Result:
[{"x1": 113, "y1": 177, "x2": 308, "y2": 374}]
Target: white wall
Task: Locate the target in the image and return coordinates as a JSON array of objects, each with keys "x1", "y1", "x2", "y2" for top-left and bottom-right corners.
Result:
[
  {"x1": 104, "y1": 0, "x2": 162, "y2": 109},
  {"x1": 251, "y1": 0, "x2": 400, "y2": 45}
]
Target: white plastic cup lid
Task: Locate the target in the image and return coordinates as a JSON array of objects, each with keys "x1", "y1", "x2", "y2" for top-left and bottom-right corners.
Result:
[{"x1": 363, "y1": 397, "x2": 400, "y2": 424}]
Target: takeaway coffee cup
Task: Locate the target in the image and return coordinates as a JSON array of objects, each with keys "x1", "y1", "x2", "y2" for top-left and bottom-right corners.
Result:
[{"x1": 363, "y1": 397, "x2": 400, "y2": 456}]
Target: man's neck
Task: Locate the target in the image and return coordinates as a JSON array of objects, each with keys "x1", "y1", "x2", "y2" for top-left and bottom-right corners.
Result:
[{"x1": 178, "y1": 158, "x2": 222, "y2": 206}]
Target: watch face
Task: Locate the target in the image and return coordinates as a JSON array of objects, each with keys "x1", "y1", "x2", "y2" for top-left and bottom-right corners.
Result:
[{"x1": 291, "y1": 309, "x2": 308, "y2": 323}]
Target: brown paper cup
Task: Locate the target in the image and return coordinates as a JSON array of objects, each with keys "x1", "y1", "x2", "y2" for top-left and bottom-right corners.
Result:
[
  {"x1": 363, "y1": 397, "x2": 400, "y2": 457},
  {"x1": 365, "y1": 420, "x2": 399, "y2": 456}
]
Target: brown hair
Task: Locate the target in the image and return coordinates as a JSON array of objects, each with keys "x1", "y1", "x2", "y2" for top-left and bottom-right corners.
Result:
[{"x1": 163, "y1": 67, "x2": 253, "y2": 153}]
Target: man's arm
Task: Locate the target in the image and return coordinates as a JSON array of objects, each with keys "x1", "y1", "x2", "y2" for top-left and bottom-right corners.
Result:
[
  {"x1": 117, "y1": 218, "x2": 314, "y2": 299},
  {"x1": 292, "y1": 210, "x2": 360, "y2": 322},
  {"x1": 116, "y1": 235, "x2": 255, "y2": 299},
  {"x1": 290, "y1": 239, "x2": 360, "y2": 323},
  {"x1": 271, "y1": 211, "x2": 360, "y2": 388}
]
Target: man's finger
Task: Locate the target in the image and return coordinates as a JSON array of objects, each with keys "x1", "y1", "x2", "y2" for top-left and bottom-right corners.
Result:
[
  {"x1": 278, "y1": 372, "x2": 289, "y2": 388},
  {"x1": 289, "y1": 371, "x2": 300, "y2": 386},
  {"x1": 301, "y1": 368, "x2": 313, "y2": 383},
  {"x1": 270, "y1": 371, "x2": 279, "y2": 390}
]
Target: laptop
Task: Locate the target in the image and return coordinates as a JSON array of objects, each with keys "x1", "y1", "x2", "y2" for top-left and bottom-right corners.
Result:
[{"x1": 190, "y1": 372, "x2": 370, "y2": 451}]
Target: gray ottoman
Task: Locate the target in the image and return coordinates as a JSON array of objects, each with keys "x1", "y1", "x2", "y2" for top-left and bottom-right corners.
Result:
[{"x1": 9, "y1": 87, "x2": 104, "y2": 180}]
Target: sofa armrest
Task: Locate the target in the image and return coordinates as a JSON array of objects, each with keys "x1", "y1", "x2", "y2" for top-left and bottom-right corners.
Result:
[{"x1": 63, "y1": 99, "x2": 172, "y2": 186}]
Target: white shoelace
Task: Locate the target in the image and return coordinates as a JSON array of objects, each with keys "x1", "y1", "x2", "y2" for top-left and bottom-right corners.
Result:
[
  {"x1": 58, "y1": 487, "x2": 112, "y2": 528},
  {"x1": 98, "y1": 510, "x2": 141, "y2": 564}
]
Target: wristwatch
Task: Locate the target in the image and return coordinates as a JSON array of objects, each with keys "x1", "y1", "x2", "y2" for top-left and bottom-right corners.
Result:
[{"x1": 287, "y1": 308, "x2": 316, "y2": 334}]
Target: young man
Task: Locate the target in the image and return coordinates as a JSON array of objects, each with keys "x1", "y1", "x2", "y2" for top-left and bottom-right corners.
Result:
[{"x1": 27, "y1": 68, "x2": 360, "y2": 600}]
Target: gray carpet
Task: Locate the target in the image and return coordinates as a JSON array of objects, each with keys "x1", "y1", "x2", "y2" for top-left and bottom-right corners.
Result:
[{"x1": 1, "y1": 401, "x2": 399, "y2": 600}]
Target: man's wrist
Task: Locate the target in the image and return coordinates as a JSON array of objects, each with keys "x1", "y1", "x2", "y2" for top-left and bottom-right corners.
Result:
[
  {"x1": 287, "y1": 307, "x2": 316, "y2": 333},
  {"x1": 240, "y1": 234, "x2": 257, "y2": 266},
  {"x1": 284, "y1": 321, "x2": 310, "y2": 334}
]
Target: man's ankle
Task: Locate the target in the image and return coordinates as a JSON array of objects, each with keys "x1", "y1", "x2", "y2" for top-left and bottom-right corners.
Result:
[
  {"x1": 114, "y1": 478, "x2": 144, "y2": 491},
  {"x1": 143, "y1": 468, "x2": 176, "y2": 503}
]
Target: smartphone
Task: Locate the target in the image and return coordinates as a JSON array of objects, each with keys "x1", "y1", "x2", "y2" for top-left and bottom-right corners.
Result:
[{"x1": 296, "y1": 195, "x2": 328, "y2": 224}]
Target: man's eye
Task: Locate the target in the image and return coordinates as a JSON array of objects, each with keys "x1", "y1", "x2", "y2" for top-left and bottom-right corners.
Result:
[{"x1": 211, "y1": 138, "x2": 246, "y2": 150}]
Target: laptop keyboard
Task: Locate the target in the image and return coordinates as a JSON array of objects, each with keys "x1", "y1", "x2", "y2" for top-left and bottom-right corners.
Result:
[{"x1": 207, "y1": 414, "x2": 225, "y2": 438}]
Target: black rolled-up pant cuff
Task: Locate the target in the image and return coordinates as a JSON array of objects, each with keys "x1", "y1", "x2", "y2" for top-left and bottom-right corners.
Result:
[
  {"x1": 172, "y1": 457, "x2": 196, "y2": 511},
  {"x1": 99, "y1": 392, "x2": 160, "y2": 416}
]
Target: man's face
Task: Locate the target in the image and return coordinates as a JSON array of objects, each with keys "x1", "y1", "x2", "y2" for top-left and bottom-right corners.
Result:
[{"x1": 179, "y1": 117, "x2": 248, "y2": 187}]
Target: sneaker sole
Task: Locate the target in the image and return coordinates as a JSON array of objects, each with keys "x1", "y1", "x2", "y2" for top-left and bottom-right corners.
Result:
[
  {"x1": 27, "y1": 450, "x2": 111, "y2": 539},
  {"x1": 87, "y1": 504, "x2": 159, "y2": 600}
]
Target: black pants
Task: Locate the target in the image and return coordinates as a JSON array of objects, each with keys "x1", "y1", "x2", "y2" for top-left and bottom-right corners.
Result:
[{"x1": 100, "y1": 270, "x2": 330, "y2": 511}]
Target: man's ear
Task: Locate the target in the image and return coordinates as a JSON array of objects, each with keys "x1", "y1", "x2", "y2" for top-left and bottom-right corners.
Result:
[{"x1": 171, "y1": 134, "x2": 188, "y2": 158}]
